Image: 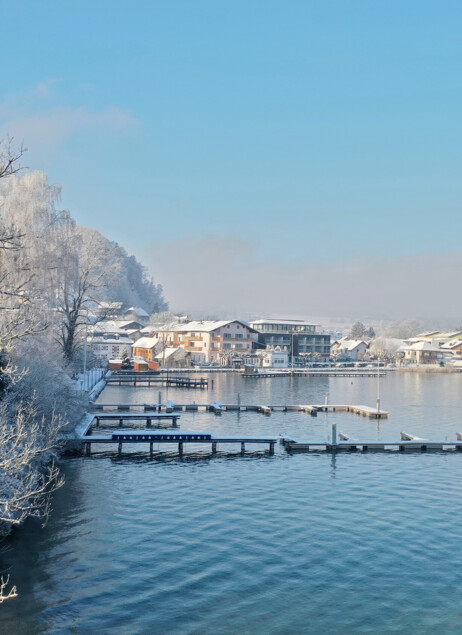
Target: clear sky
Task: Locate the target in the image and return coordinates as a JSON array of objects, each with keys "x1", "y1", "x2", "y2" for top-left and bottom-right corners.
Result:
[{"x1": 1, "y1": 1, "x2": 462, "y2": 321}]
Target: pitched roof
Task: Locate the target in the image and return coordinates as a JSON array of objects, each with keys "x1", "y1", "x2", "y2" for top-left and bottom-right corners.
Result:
[
  {"x1": 168, "y1": 320, "x2": 257, "y2": 333},
  {"x1": 132, "y1": 337, "x2": 159, "y2": 349},
  {"x1": 404, "y1": 341, "x2": 442, "y2": 352},
  {"x1": 440, "y1": 340, "x2": 462, "y2": 350},
  {"x1": 125, "y1": 307, "x2": 149, "y2": 318}
]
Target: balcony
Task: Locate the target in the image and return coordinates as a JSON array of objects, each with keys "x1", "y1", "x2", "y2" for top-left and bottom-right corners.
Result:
[{"x1": 185, "y1": 336, "x2": 204, "y2": 342}]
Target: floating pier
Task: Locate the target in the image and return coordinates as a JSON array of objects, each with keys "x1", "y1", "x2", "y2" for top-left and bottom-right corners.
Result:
[
  {"x1": 92, "y1": 412, "x2": 181, "y2": 427},
  {"x1": 282, "y1": 424, "x2": 462, "y2": 453},
  {"x1": 106, "y1": 373, "x2": 208, "y2": 388},
  {"x1": 90, "y1": 402, "x2": 388, "y2": 418},
  {"x1": 243, "y1": 370, "x2": 387, "y2": 378},
  {"x1": 80, "y1": 431, "x2": 277, "y2": 457}
]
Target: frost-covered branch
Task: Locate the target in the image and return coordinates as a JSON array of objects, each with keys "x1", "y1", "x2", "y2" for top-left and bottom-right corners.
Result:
[{"x1": 0, "y1": 576, "x2": 18, "y2": 603}]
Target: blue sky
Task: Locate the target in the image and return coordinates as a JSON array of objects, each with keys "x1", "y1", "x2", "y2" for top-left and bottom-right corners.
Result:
[{"x1": 1, "y1": 1, "x2": 462, "y2": 319}]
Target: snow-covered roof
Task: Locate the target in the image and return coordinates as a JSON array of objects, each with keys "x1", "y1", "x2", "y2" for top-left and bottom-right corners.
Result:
[
  {"x1": 250, "y1": 318, "x2": 318, "y2": 327},
  {"x1": 125, "y1": 307, "x2": 149, "y2": 318},
  {"x1": 116, "y1": 320, "x2": 143, "y2": 329},
  {"x1": 332, "y1": 338, "x2": 368, "y2": 351},
  {"x1": 440, "y1": 340, "x2": 462, "y2": 350},
  {"x1": 90, "y1": 335, "x2": 133, "y2": 344},
  {"x1": 168, "y1": 320, "x2": 257, "y2": 333},
  {"x1": 403, "y1": 341, "x2": 442, "y2": 352},
  {"x1": 132, "y1": 337, "x2": 159, "y2": 349},
  {"x1": 99, "y1": 301, "x2": 123, "y2": 309},
  {"x1": 90, "y1": 320, "x2": 126, "y2": 335}
]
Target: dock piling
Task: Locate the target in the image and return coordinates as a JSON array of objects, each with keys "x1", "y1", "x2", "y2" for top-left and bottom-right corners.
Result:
[{"x1": 332, "y1": 423, "x2": 337, "y2": 449}]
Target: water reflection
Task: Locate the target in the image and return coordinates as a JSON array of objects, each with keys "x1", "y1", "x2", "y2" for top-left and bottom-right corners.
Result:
[{"x1": 3, "y1": 372, "x2": 462, "y2": 633}]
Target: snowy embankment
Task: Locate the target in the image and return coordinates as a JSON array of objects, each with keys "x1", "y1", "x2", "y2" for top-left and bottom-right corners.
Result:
[{"x1": 62, "y1": 372, "x2": 110, "y2": 450}]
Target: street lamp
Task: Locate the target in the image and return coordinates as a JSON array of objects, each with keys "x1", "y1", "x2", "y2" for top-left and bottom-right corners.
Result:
[
  {"x1": 83, "y1": 307, "x2": 89, "y2": 391},
  {"x1": 291, "y1": 331, "x2": 294, "y2": 372}
]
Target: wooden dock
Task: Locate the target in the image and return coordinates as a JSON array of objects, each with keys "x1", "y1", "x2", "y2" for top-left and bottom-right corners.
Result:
[
  {"x1": 92, "y1": 412, "x2": 181, "y2": 428},
  {"x1": 106, "y1": 374, "x2": 208, "y2": 388},
  {"x1": 243, "y1": 370, "x2": 387, "y2": 378},
  {"x1": 282, "y1": 424, "x2": 462, "y2": 453},
  {"x1": 90, "y1": 401, "x2": 388, "y2": 418},
  {"x1": 79, "y1": 431, "x2": 277, "y2": 457}
]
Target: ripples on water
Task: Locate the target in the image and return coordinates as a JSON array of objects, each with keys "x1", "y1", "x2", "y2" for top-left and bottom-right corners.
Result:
[{"x1": 2, "y1": 373, "x2": 462, "y2": 633}]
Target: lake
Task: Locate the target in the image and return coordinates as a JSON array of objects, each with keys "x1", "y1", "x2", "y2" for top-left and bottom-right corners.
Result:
[{"x1": 2, "y1": 371, "x2": 462, "y2": 634}]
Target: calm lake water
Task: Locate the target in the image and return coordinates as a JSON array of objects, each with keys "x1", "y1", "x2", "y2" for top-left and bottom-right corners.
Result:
[{"x1": 2, "y1": 372, "x2": 462, "y2": 633}]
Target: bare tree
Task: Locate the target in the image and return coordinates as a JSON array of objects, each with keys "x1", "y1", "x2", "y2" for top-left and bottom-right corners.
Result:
[
  {"x1": 52, "y1": 225, "x2": 120, "y2": 364},
  {"x1": 0, "y1": 401, "x2": 64, "y2": 534},
  {"x1": 0, "y1": 137, "x2": 26, "y2": 180}
]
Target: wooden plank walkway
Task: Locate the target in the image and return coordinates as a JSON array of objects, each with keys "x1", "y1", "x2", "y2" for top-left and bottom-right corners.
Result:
[
  {"x1": 79, "y1": 431, "x2": 277, "y2": 457},
  {"x1": 243, "y1": 370, "x2": 387, "y2": 378},
  {"x1": 92, "y1": 412, "x2": 181, "y2": 428},
  {"x1": 282, "y1": 424, "x2": 462, "y2": 453},
  {"x1": 90, "y1": 402, "x2": 388, "y2": 418},
  {"x1": 106, "y1": 374, "x2": 208, "y2": 388}
]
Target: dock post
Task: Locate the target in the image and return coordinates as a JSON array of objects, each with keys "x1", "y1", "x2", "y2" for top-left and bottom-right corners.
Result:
[
  {"x1": 241, "y1": 442, "x2": 245, "y2": 456},
  {"x1": 212, "y1": 441, "x2": 217, "y2": 455},
  {"x1": 158, "y1": 391, "x2": 162, "y2": 412},
  {"x1": 269, "y1": 442, "x2": 275, "y2": 456},
  {"x1": 332, "y1": 423, "x2": 337, "y2": 451},
  {"x1": 85, "y1": 442, "x2": 91, "y2": 456},
  {"x1": 147, "y1": 417, "x2": 152, "y2": 428},
  {"x1": 178, "y1": 442, "x2": 183, "y2": 457},
  {"x1": 237, "y1": 393, "x2": 241, "y2": 406},
  {"x1": 118, "y1": 442, "x2": 122, "y2": 455},
  {"x1": 150, "y1": 442, "x2": 153, "y2": 458},
  {"x1": 173, "y1": 417, "x2": 178, "y2": 428},
  {"x1": 119, "y1": 418, "x2": 123, "y2": 427}
]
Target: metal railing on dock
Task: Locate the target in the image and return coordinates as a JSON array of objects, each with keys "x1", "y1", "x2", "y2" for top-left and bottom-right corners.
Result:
[
  {"x1": 106, "y1": 373, "x2": 208, "y2": 388},
  {"x1": 79, "y1": 431, "x2": 277, "y2": 458}
]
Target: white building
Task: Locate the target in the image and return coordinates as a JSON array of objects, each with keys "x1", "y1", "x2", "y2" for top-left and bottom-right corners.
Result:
[
  {"x1": 154, "y1": 320, "x2": 258, "y2": 365},
  {"x1": 331, "y1": 338, "x2": 369, "y2": 361},
  {"x1": 89, "y1": 333, "x2": 133, "y2": 362},
  {"x1": 254, "y1": 348, "x2": 289, "y2": 368}
]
